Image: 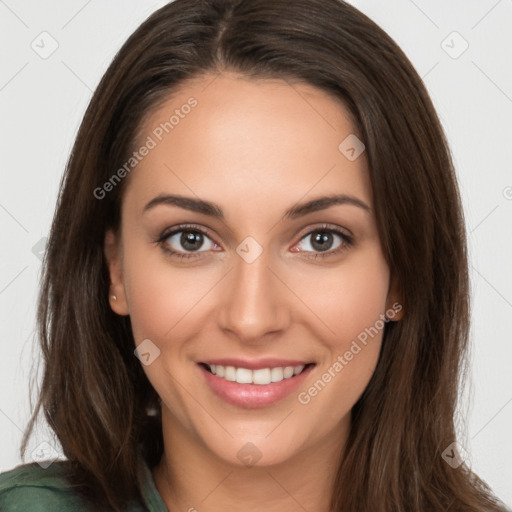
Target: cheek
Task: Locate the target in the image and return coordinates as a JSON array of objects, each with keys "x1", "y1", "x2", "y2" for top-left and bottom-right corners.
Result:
[
  {"x1": 121, "y1": 243, "x2": 212, "y2": 424},
  {"x1": 294, "y1": 251, "x2": 390, "y2": 407},
  {"x1": 335, "y1": 266, "x2": 389, "y2": 343},
  {"x1": 292, "y1": 250, "x2": 390, "y2": 346},
  {"x1": 121, "y1": 237, "x2": 218, "y2": 343}
]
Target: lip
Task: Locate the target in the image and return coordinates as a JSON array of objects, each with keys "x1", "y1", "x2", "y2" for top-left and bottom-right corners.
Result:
[{"x1": 198, "y1": 360, "x2": 315, "y2": 409}]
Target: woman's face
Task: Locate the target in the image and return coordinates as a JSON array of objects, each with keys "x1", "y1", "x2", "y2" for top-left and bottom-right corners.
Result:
[{"x1": 105, "y1": 72, "x2": 402, "y2": 467}]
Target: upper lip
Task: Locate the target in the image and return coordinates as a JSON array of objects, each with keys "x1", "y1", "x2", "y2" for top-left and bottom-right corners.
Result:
[{"x1": 199, "y1": 358, "x2": 314, "y2": 370}]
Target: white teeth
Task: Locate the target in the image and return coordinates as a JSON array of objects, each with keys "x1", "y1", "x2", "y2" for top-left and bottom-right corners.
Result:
[
  {"x1": 236, "y1": 367, "x2": 253, "y2": 384},
  {"x1": 271, "y1": 367, "x2": 284, "y2": 382},
  {"x1": 283, "y1": 366, "x2": 294, "y2": 379},
  {"x1": 206, "y1": 363, "x2": 308, "y2": 385},
  {"x1": 253, "y1": 368, "x2": 271, "y2": 385},
  {"x1": 294, "y1": 365, "x2": 305, "y2": 375},
  {"x1": 224, "y1": 366, "x2": 236, "y2": 381}
]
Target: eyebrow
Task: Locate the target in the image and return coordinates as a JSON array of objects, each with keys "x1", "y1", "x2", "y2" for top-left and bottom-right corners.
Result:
[{"x1": 143, "y1": 193, "x2": 371, "y2": 219}]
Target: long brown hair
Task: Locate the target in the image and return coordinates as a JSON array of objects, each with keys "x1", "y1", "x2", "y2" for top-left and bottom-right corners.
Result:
[{"x1": 22, "y1": 0, "x2": 507, "y2": 510}]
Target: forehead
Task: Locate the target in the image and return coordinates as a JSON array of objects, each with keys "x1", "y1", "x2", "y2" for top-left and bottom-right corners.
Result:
[{"x1": 125, "y1": 73, "x2": 372, "y2": 220}]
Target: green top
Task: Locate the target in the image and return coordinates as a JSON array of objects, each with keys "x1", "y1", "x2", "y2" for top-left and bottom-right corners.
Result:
[{"x1": 0, "y1": 459, "x2": 168, "y2": 511}]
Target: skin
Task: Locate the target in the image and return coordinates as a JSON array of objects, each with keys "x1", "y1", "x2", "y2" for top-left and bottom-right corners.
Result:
[{"x1": 105, "y1": 72, "x2": 403, "y2": 512}]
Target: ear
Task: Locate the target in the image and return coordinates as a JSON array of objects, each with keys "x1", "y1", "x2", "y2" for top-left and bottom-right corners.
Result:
[
  {"x1": 385, "y1": 273, "x2": 404, "y2": 321},
  {"x1": 104, "y1": 229, "x2": 130, "y2": 316}
]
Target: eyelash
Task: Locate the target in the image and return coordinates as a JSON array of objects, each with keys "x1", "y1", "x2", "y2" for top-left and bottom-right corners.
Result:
[{"x1": 155, "y1": 223, "x2": 354, "y2": 261}]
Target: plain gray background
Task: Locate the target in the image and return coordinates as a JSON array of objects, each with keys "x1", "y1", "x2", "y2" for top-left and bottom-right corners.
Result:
[{"x1": 1, "y1": 0, "x2": 511, "y2": 506}]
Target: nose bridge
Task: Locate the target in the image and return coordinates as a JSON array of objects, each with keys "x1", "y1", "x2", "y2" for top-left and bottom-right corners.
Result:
[{"x1": 217, "y1": 246, "x2": 289, "y2": 342}]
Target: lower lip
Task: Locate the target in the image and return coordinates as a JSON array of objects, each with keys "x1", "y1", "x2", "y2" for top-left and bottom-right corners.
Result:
[{"x1": 199, "y1": 364, "x2": 314, "y2": 408}]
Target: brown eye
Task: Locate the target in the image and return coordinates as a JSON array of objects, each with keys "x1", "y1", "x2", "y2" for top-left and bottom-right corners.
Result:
[
  {"x1": 310, "y1": 231, "x2": 335, "y2": 252},
  {"x1": 297, "y1": 230, "x2": 343, "y2": 253},
  {"x1": 180, "y1": 231, "x2": 205, "y2": 251},
  {"x1": 292, "y1": 226, "x2": 353, "y2": 258},
  {"x1": 159, "y1": 227, "x2": 219, "y2": 256}
]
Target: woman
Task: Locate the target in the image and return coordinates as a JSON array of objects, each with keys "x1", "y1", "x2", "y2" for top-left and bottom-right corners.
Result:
[{"x1": 0, "y1": 0, "x2": 508, "y2": 510}]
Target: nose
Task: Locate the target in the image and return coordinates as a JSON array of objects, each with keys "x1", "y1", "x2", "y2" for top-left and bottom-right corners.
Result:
[{"x1": 217, "y1": 250, "x2": 291, "y2": 344}]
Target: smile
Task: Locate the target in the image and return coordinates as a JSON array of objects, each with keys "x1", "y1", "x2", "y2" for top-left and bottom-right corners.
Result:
[
  {"x1": 198, "y1": 360, "x2": 315, "y2": 408},
  {"x1": 204, "y1": 363, "x2": 308, "y2": 385}
]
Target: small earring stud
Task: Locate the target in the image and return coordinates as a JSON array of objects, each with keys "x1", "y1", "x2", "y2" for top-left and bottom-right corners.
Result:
[{"x1": 110, "y1": 295, "x2": 117, "y2": 301}]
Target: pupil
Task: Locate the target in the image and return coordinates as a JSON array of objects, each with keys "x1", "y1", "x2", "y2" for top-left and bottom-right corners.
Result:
[
  {"x1": 181, "y1": 231, "x2": 203, "y2": 251},
  {"x1": 311, "y1": 232, "x2": 332, "y2": 252}
]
